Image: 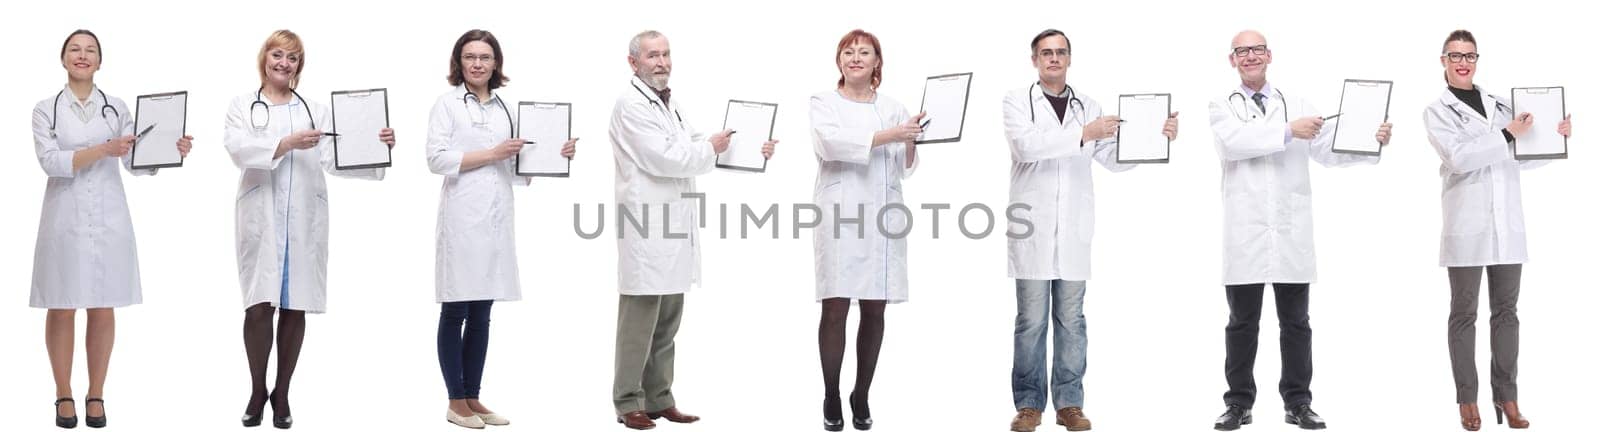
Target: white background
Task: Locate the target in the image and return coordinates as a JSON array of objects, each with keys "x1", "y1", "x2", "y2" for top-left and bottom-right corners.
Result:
[{"x1": 2, "y1": 0, "x2": 1594, "y2": 431}]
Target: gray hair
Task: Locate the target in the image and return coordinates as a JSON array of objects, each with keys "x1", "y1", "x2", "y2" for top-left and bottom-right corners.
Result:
[{"x1": 628, "y1": 30, "x2": 665, "y2": 58}]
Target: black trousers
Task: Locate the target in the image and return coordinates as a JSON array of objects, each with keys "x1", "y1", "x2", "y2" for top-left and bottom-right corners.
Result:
[{"x1": 1223, "y1": 283, "x2": 1312, "y2": 409}]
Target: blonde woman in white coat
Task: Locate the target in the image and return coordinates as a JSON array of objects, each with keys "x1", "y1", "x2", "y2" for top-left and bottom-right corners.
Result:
[
  {"x1": 31, "y1": 29, "x2": 192, "y2": 429},
  {"x1": 1424, "y1": 29, "x2": 1571, "y2": 431},
  {"x1": 810, "y1": 29, "x2": 921, "y2": 432},
  {"x1": 221, "y1": 30, "x2": 395, "y2": 429},
  {"x1": 425, "y1": 29, "x2": 576, "y2": 429}
]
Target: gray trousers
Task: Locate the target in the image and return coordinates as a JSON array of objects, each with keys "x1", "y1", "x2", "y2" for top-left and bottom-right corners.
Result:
[
  {"x1": 614, "y1": 294, "x2": 684, "y2": 414},
  {"x1": 1447, "y1": 264, "x2": 1521, "y2": 403}
]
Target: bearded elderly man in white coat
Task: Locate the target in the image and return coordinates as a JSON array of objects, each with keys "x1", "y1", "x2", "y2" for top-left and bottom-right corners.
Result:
[
  {"x1": 607, "y1": 30, "x2": 776, "y2": 431},
  {"x1": 1001, "y1": 29, "x2": 1178, "y2": 432},
  {"x1": 1206, "y1": 30, "x2": 1393, "y2": 432}
]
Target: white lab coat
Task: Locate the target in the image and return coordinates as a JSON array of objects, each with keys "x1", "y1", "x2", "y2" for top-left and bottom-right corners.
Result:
[
  {"x1": 810, "y1": 90, "x2": 917, "y2": 303},
  {"x1": 223, "y1": 91, "x2": 385, "y2": 313},
  {"x1": 1423, "y1": 87, "x2": 1551, "y2": 267},
  {"x1": 30, "y1": 86, "x2": 154, "y2": 309},
  {"x1": 609, "y1": 76, "x2": 715, "y2": 296},
  {"x1": 1207, "y1": 84, "x2": 1374, "y2": 286},
  {"x1": 1002, "y1": 85, "x2": 1134, "y2": 281},
  {"x1": 427, "y1": 86, "x2": 528, "y2": 303}
]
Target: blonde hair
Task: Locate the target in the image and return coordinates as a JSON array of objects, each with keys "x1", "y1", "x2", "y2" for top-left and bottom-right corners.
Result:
[{"x1": 256, "y1": 30, "x2": 306, "y2": 88}]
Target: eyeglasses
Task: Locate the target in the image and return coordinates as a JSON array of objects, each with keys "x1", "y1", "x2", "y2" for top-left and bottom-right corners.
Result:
[
  {"x1": 461, "y1": 54, "x2": 496, "y2": 65},
  {"x1": 1444, "y1": 52, "x2": 1480, "y2": 64},
  {"x1": 1036, "y1": 48, "x2": 1070, "y2": 59},
  {"x1": 1231, "y1": 45, "x2": 1268, "y2": 57}
]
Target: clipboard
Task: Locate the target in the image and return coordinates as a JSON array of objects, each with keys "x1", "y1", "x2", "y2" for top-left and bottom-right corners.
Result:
[
  {"x1": 1510, "y1": 86, "x2": 1567, "y2": 160},
  {"x1": 915, "y1": 72, "x2": 974, "y2": 144},
  {"x1": 715, "y1": 99, "x2": 777, "y2": 173},
  {"x1": 130, "y1": 90, "x2": 188, "y2": 169},
  {"x1": 1329, "y1": 79, "x2": 1393, "y2": 156},
  {"x1": 515, "y1": 101, "x2": 572, "y2": 177},
  {"x1": 1115, "y1": 93, "x2": 1172, "y2": 164},
  {"x1": 330, "y1": 88, "x2": 392, "y2": 170}
]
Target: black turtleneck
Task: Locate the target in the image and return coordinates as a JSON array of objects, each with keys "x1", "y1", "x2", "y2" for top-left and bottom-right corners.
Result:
[{"x1": 1448, "y1": 86, "x2": 1515, "y2": 143}]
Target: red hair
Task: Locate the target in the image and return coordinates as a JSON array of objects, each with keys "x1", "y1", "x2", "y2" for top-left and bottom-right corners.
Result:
[{"x1": 834, "y1": 29, "x2": 882, "y2": 89}]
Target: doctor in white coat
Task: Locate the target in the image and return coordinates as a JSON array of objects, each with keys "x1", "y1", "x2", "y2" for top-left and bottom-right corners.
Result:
[
  {"x1": 1207, "y1": 30, "x2": 1390, "y2": 432},
  {"x1": 810, "y1": 29, "x2": 919, "y2": 432},
  {"x1": 222, "y1": 30, "x2": 395, "y2": 429},
  {"x1": 1424, "y1": 29, "x2": 1571, "y2": 431},
  {"x1": 607, "y1": 30, "x2": 776, "y2": 430},
  {"x1": 425, "y1": 29, "x2": 577, "y2": 430},
  {"x1": 1001, "y1": 29, "x2": 1178, "y2": 432},
  {"x1": 31, "y1": 30, "x2": 192, "y2": 429}
]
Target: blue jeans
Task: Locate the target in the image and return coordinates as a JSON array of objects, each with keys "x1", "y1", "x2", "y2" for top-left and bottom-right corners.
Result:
[
  {"x1": 439, "y1": 300, "x2": 494, "y2": 400},
  {"x1": 1012, "y1": 279, "x2": 1087, "y2": 410}
]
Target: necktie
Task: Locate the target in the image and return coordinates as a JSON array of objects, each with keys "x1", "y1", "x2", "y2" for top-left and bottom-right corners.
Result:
[{"x1": 1252, "y1": 93, "x2": 1267, "y2": 114}]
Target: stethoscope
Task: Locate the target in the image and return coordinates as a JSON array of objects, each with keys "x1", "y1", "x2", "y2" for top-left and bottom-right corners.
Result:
[
  {"x1": 49, "y1": 88, "x2": 119, "y2": 136},
  {"x1": 1444, "y1": 98, "x2": 1512, "y2": 125},
  {"x1": 463, "y1": 91, "x2": 513, "y2": 133},
  {"x1": 1227, "y1": 88, "x2": 1288, "y2": 123},
  {"x1": 250, "y1": 87, "x2": 317, "y2": 131},
  {"x1": 631, "y1": 81, "x2": 683, "y2": 124},
  {"x1": 1028, "y1": 82, "x2": 1086, "y2": 126}
]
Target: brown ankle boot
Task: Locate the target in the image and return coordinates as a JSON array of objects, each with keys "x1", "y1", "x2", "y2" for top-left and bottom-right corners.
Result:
[
  {"x1": 1010, "y1": 408, "x2": 1042, "y2": 432},
  {"x1": 1056, "y1": 407, "x2": 1091, "y2": 431},
  {"x1": 1494, "y1": 401, "x2": 1529, "y2": 429},
  {"x1": 1458, "y1": 403, "x2": 1480, "y2": 431}
]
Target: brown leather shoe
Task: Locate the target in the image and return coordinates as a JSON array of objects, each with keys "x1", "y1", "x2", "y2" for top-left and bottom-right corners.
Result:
[
  {"x1": 647, "y1": 406, "x2": 701, "y2": 424},
  {"x1": 1494, "y1": 401, "x2": 1529, "y2": 429},
  {"x1": 1458, "y1": 403, "x2": 1481, "y2": 431},
  {"x1": 617, "y1": 411, "x2": 656, "y2": 430},
  {"x1": 1010, "y1": 408, "x2": 1043, "y2": 432},
  {"x1": 1056, "y1": 407, "x2": 1092, "y2": 431}
]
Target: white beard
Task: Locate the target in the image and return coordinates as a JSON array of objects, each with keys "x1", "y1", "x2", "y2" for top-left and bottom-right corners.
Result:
[{"x1": 640, "y1": 72, "x2": 670, "y2": 90}]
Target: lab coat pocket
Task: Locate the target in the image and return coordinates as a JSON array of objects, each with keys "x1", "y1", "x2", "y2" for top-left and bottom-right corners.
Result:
[{"x1": 1442, "y1": 183, "x2": 1490, "y2": 236}]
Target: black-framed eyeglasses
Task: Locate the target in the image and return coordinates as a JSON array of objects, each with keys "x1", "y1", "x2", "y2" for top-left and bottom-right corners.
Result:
[
  {"x1": 461, "y1": 54, "x2": 496, "y2": 65},
  {"x1": 1444, "y1": 52, "x2": 1480, "y2": 64},
  {"x1": 1036, "y1": 48, "x2": 1070, "y2": 58},
  {"x1": 1232, "y1": 45, "x2": 1268, "y2": 57}
]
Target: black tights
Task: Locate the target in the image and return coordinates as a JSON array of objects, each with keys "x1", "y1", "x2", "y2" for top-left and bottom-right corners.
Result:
[
  {"x1": 243, "y1": 302, "x2": 306, "y2": 417},
  {"x1": 819, "y1": 298, "x2": 886, "y2": 420}
]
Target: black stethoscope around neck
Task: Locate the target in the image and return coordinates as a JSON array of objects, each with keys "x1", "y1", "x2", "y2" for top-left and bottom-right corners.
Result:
[
  {"x1": 1029, "y1": 82, "x2": 1086, "y2": 125},
  {"x1": 463, "y1": 90, "x2": 513, "y2": 134},
  {"x1": 1444, "y1": 97, "x2": 1512, "y2": 125},
  {"x1": 1227, "y1": 88, "x2": 1288, "y2": 123},
  {"x1": 250, "y1": 87, "x2": 317, "y2": 131},
  {"x1": 49, "y1": 87, "x2": 119, "y2": 135},
  {"x1": 631, "y1": 81, "x2": 683, "y2": 123}
]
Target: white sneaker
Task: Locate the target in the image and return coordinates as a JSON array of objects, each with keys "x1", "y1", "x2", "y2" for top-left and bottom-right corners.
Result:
[
  {"x1": 476, "y1": 412, "x2": 510, "y2": 426},
  {"x1": 446, "y1": 408, "x2": 486, "y2": 429}
]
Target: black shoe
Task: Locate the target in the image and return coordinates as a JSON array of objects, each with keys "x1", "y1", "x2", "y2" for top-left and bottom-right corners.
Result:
[
  {"x1": 1214, "y1": 404, "x2": 1252, "y2": 431},
  {"x1": 824, "y1": 395, "x2": 844, "y2": 431},
  {"x1": 848, "y1": 391, "x2": 872, "y2": 431},
  {"x1": 55, "y1": 398, "x2": 78, "y2": 429},
  {"x1": 1285, "y1": 404, "x2": 1326, "y2": 430},
  {"x1": 269, "y1": 390, "x2": 293, "y2": 429},
  {"x1": 84, "y1": 398, "x2": 106, "y2": 428}
]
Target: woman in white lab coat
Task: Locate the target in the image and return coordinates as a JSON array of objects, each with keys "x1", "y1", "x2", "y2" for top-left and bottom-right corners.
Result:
[
  {"x1": 810, "y1": 29, "x2": 921, "y2": 432},
  {"x1": 1424, "y1": 30, "x2": 1571, "y2": 431},
  {"x1": 31, "y1": 30, "x2": 192, "y2": 429},
  {"x1": 425, "y1": 30, "x2": 576, "y2": 429},
  {"x1": 221, "y1": 29, "x2": 395, "y2": 429}
]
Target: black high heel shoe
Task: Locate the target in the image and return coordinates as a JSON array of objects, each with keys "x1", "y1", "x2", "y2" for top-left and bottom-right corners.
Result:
[
  {"x1": 824, "y1": 396, "x2": 844, "y2": 431},
  {"x1": 55, "y1": 397, "x2": 78, "y2": 429},
  {"x1": 242, "y1": 391, "x2": 267, "y2": 427},
  {"x1": 84, "y1": 398, "x2": 106, "y2": 428},
  {"x1": 269, "y1": 390, "x2": 293, "y2": 429},
  {"x1": 848, "y1": 391, "x2": 872, "y2": 431}
]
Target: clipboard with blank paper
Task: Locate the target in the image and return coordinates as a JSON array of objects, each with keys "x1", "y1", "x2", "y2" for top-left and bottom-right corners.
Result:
[
  {"x1": 330, "y1": 88, "x2": 392, "y2": 169},
  {"x1": 1115, "y1": 93, "x2": 1171, "y2": 164},
  {"x1": 716, "y1": 99, "x2": 777, "y2": 173},
  {"x1": 1330, "y1": 79, "x2": 1393, "y2": 156},
  {"x1": 1511, "y1": 86, "x2": 1567, "y2": 160},
  {"x1": 915, "y1": 72, "x2": 973, "y2": 144},
  {"x1": 515, "y1": 101, "x2": 572, "y2": 177},
  {"x1": 130, "y1": 91, "x2": 187, "y2": 169}
]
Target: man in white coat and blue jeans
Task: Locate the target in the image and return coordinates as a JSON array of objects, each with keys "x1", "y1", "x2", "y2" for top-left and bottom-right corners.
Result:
[
  {"x1": 607, "y1": 30, "x2": 775, "y2": 430},
  {"x1": 1207, "y1": 30, "x2": 1392, "y2": 431},
  {"x1": 1003, "y1": 29, "x2": 1178, "y2": 432}
]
